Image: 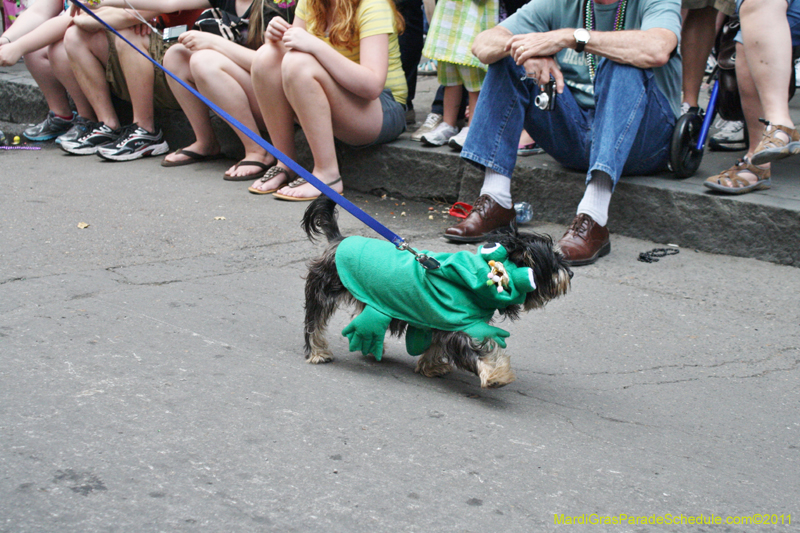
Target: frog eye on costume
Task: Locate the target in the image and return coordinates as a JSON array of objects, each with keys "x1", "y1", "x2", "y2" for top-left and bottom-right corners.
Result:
[
  {"x1": 509, "y1": 267, "x2": 537, "y2": 292},
  {"x1": 478, "y1": 243, "x2": 508, "y2": 262}
]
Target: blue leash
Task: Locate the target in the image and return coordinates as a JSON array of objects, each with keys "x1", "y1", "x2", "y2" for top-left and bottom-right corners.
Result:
[{"x1": 72, "y1": 0, "x2": 440, "y2": 269}]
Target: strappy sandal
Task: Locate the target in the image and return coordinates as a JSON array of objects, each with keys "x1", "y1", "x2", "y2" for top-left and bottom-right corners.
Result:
[
  {"x1": 750, "y1": 120, "x2": 800, "y2": 165},
  {"x1": 704, "y1": 158, "x2": 771, "y2": 195},
  {"x1": 273, "y1": 177, "x2": 343, "y2": 202},
  {"x1": 224, "y1": 160, "x2": 274, "y2": 182},
  {"x1": 247, "y1": 166, "x2": 293, "y2": 194}
]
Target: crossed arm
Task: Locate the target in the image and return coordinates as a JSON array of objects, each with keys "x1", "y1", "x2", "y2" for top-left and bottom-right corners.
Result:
[{"x1": 472, "y1": 24, "x2": 676, "y2": 90}]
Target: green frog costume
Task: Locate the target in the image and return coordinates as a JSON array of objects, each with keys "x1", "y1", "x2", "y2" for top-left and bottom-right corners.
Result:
[{"x1": 335, "y1": 237, "x2": 537, "y2": 360}]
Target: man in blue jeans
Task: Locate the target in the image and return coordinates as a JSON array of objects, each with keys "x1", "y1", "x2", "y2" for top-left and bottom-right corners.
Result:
[{"x1": 444, "y1": 0, "x2": 682, "y2": 266}]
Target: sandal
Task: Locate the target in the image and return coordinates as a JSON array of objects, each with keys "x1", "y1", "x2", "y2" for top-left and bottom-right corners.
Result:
[
  {"x1": 273, "y1": 177, "x2": 343, "y2": 202},
  {"x1": 224, "y1": 160, "x2": 274, "y2": 182},
  {"x1": 750, "y1": 120, "x2": 800, "y2": 165},
  {"x1": 247, "y1": 166, "x2": 293, "y2": 194},
  {"x1": 161, "y1": 148, "x2": 224, "y2": 167},
  {"x1": 418, "y1": 59, "x2": 437, "y2": 76},
  {"x1": 704, "y1": 158, "x2": 771, "y2": 194}
]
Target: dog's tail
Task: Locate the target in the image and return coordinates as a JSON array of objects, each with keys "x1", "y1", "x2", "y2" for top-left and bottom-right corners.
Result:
[{"x1": 301, "y1": 196, "x2": 343, "y2": 243}]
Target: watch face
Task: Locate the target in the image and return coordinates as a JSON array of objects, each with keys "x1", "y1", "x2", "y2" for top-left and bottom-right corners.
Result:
[{"x1": 575, "y1": 28, "x2": 590, "y2": 42}]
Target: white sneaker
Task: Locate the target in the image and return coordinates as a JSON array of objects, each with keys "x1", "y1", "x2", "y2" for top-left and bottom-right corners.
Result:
[
  {"x1": 709, "y1": 117, "x2": 746, "y2": 152},
  {"x1": 420, "y1": 122, "x2": 459, "y2": 146},
  {"x1": 448, "y1": 126, "x2": 469, "y2": 151},
  {"x1": 411, "y1": 113, "x2": 443, "y2": 142}
]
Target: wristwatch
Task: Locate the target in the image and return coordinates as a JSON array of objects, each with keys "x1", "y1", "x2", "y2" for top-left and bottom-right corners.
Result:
[{"x1": 574, "y1": 28, "x2": 590, "y2": 53}]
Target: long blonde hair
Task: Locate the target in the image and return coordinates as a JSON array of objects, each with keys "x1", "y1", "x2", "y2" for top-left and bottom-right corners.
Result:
[{"x1": 304, "y1": 0, "x2": 404, "y2": 50}]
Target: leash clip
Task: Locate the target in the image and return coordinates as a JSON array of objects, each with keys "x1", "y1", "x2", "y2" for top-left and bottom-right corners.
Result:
[{"x1": 398, "y1": 242, "x2": 441, "y2": 270}]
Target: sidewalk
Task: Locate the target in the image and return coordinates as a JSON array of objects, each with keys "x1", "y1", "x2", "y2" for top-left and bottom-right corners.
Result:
[{"x1": 2, "y1": 61, "x2": 799, "y2": 266}]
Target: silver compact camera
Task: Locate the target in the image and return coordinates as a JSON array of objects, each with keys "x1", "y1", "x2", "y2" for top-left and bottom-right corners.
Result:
[
  {"x1": 162, "y1": 25, "x2": 187, "y2": 42},
  {"x1": 534, "y1": 80, "x2": 556, "y2": 111}
]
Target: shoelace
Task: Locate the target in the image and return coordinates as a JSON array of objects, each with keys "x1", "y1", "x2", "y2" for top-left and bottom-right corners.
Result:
[
  {"x1": 422, "y1": 114, "x2": 440, "y2": 128},
  {"x1": 567, "y1": 214, "x2": 591, "y2": 236}
]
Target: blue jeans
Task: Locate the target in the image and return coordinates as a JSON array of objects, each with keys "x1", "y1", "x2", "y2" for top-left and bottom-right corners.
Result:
[{"x1": 461, "y1": 56, "x2": 676, "y2": 191}]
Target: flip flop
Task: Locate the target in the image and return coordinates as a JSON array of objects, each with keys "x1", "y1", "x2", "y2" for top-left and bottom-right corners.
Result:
[
  {"x1": 273, "y1": 177, "x2": 343, "y2": 202},
  {"x1": 517, "y1": 142, "x2": 544, "y2": 156},
  {"x1": 247, "y1": 167, "x2": 293, "y2": 194},
  {"x1": 224, "y1": 160, "x2": 274, "y2": 181},
  {"x1": 160, "y1": 148, "x2": 224, "y2": 167}
]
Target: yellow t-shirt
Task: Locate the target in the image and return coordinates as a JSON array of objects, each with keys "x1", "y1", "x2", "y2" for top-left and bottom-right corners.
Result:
[{"x1": 295, "y1": 0, "x2": 407, "y2": 105}]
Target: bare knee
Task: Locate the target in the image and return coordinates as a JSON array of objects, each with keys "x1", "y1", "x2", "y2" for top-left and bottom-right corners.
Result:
[
  {"x1": 280, "y1": 51, "x2": 323, "y2": 90},
  {"x1": 252, "y1": 42, "x2": 284, "y2": 85},
  {"x1": 188, "y1": 50, "x2": 225, "y2": 83}
]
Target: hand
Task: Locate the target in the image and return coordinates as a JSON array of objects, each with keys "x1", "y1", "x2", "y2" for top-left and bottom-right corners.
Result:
[
  {"x1": 265, "y1": 16, "x2": 291, "y2": 42},
  {"x1": 177, "y1": 30, "x2": 219, "y2": 52},
  {"x1": 282, "y1": 27, "x2": 321, "y2": 54},
  {"x1": 133, "y1": 22, "x2": 153, "y2": 37},
  {"x1": 341, "y1": 306, "x2": 392, "y2": 360},
  {"x1": 521, "y1": 56, "x2": 564, "y2": 93},
  {"x1": 0, "y1": 42, "x2": 22, "y2": 66},
  {"x1": 506, "y1": 30, "x2": 567, "y2": 65}
]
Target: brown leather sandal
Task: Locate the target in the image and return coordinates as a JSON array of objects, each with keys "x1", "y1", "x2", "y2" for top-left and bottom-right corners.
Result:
[
  {"x1": 750, "y1": 120, "x2": 800, "y2": 165},
  {"x1": 704, "y1": 158, "x2": 771, "y2": 195}
]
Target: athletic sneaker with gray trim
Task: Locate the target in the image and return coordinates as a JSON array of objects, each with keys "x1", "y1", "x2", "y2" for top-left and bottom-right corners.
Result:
[
  {"x1": 97, "y1": 124, "x2": 169, "y2": 161},
  {"x1": 709, "y1": 117, "x2": 746, "y2": 152},
  {"x1": 420, "y1": 121, "x2": 459, "y2": 146},
  {"x1": 23, "y1": 111, "x2": 76, "y2": 142},
  {"x1": 60, "y1": 123, "x2": 122, "y2": 155},
  {"x1": 411, "y1": 113, "x2": 443, "y2": 142},
  {"x1": 56, "y1": 116, "x2": 95, "y2": 145}
]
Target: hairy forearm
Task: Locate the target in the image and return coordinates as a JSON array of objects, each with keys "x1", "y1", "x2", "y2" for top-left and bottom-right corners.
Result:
[
  {"x1": 580, "y1": 28, "x2": 676, "y2": 69},
  {"x1": 472, "y1": 26, "x2": 513, "y2": 65}
]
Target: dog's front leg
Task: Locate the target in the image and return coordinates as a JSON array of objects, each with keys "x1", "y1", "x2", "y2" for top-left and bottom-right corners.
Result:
[
  {"x1": 415, "y1": 340, "x2": 453, "y2": 378},
  {"x1": 476, "y1": 342, "x2": 515, "y2": 388}
]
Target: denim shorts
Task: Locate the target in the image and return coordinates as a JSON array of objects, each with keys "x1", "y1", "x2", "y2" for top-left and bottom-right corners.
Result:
[
  {"x1": 736, "y1": 0, "x2": 800, "y2": 45},
  {"x1": 354, "y1": 89, "x2": 407, "y2": 148}
]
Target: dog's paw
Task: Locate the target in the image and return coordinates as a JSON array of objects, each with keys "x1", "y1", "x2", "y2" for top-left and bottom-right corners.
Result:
[
  {"x1": 307, "y1": 351, "x2": 334, "y2": 364},
  {"x1": 414, "y1": 358, "x2": 452, "y2": 378},
  {"x1": 477, "y1": 356, "x2": 515, "y2": 388}
]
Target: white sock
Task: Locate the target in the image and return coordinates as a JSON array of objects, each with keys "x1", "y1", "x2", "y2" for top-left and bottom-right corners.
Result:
[
  {"x1": 576, "y1": 170, "x2": 613, "y2": 226},
  {"x1": 480, "y1": 169, "x2": 513, "y2": 209}
]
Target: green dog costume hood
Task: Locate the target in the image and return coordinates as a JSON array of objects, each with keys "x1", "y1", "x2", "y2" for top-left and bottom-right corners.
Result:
[{"x1": 335, "y1": 236, "x2": 537, "y2": 360}]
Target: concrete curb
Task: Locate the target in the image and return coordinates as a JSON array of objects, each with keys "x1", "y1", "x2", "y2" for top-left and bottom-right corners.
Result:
[{"x1": 3, "y1": 62, "x2": 798, "y2": 266}]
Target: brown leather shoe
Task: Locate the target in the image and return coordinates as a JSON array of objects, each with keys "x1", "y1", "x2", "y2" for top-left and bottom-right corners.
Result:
[
  {"x1": 444, "y1": 195, "x2": 517, "y2": 243},
  {"x1": 557, "y1": 213, "x2": 610, "y2": 266}
]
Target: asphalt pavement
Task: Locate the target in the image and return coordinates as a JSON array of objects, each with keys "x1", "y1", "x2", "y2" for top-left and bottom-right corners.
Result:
[{"x1": 1, "y1": 144, "x2": 799, "y2": 532}]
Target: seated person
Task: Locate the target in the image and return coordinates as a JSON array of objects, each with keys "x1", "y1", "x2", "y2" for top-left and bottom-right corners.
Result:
[
  {"x1": 94, "y1": 0, "x2": 294, "y2": 179},
  {"x1": 704, "y1": 0, "x2": 800, "y2": 193},
  {"x1": 61, "y1": 7, "x2": 202, "y2": 160},
  {"x1": 444, "y1": 0, "x2": 681, "y2": 267},
  {"x1": 0, "y1": 0, "x2": 98, "y2": 142},
  {"x1": 247, "y1": 0, "x2": 407, "y2": 199}
]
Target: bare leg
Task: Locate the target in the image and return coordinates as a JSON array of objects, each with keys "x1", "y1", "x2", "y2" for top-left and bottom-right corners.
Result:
[
  {"x1": 466, "y1": 90, "x2": 479, "y2": 126},
  {"x1": 271, "y1": 51, "x2": 384, "y2": 199},
  {"x1": 47, "y1": 40, "x2": 95, "y2": 120},
  {"x1": 681, "y1": 6, "x2": 717, "y2": 108},
  {"x1": 64, "y1": 25, "x2": 120, "y2": 129},
  {"x1": 161, "y1": 44, "x2": 221, "y2": 164},
  {"x1": 190, "y1": 49, "x2": 274, "y2": 178},
  {"x1": 250, "y1": 41, "x2": 297, "y2": 193},
  {"x1": 115, "y1": 30, "x2": 155, "y2": 131},
  {"x1": 24, "y1": 47, "x2": 72, "y2": 117},
  {"x1": 442, "y1": 85, "x2": 461, "y2": 128},
  {"x1": 739, "y1": 0, "x2": 793, "y2": 127}
]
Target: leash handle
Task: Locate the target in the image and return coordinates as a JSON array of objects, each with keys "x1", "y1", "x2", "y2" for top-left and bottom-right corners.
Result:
[{"x1": 71, "y1": 0, "x2": 406, "y2": 248}]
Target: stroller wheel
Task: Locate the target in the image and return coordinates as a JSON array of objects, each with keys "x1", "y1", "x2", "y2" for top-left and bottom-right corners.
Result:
[{"x1": 670, "y1": 112, "x2": 704, "y2": 179}]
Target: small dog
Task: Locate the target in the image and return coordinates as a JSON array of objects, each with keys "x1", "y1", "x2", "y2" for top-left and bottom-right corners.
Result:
[{"x1": 301, "y1": 197, "x2": 572, "y2": 388}]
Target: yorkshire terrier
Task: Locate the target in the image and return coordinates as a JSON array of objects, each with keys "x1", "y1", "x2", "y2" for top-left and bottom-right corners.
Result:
[{"x1": 300, "y1": 197, "x2": 572, "y2": 388}]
